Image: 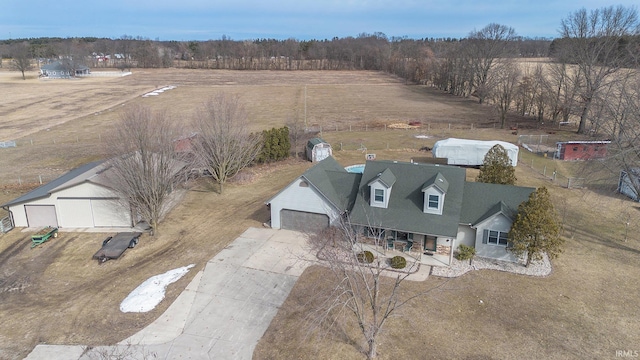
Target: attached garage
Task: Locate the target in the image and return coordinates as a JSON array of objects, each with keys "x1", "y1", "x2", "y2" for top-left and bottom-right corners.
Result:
[
  {"x1": 266, "y1": 156, "x2": 361, "y2": 231},
  {"x1": 280, "y1": 209, "x2": 329, "y2": 232},
  {"x1": 25, "y1": 205, "x2": 58, "y2": 228}
]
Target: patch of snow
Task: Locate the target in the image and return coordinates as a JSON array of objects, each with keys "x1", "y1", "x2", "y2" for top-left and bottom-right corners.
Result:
[
  {"x1": 142, "y1": 85, "x2": 177, "y2": 98},
  {"x1": 120, "y1": 264, "x2": 195, "y2": 313},
  {"x1": 414, "y1": 134, "x2": 432, "y2": 139}
]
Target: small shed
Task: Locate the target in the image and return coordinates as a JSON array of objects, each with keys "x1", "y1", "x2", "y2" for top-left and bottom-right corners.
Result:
[
  {"x1": 555, "y1": 141, "x2": 610, "y2": 160},
  {"x1": 618, "y1": 168, "x2": 640, "y2": 201},
  {"x1": 306, "y1": 138, "x2": 332, "y2": 162}
]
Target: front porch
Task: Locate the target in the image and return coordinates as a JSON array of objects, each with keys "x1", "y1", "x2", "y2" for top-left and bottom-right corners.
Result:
[{"x1": 356, "y1": 242, "x2": 450, "y2": 267}]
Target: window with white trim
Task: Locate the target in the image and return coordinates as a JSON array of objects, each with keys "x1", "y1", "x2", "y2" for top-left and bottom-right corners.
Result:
[
  {"x1": 484, "y1": 230, "x2": 508, "y2": 246},
  {"x1": 374, "y1": 188, "x2": 384, "y2": 202},
  {"x1": 428, "y1": 194, "x2": 439, "y2": 209}
]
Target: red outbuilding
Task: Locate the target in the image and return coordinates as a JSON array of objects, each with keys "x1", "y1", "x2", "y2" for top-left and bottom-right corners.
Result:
[{"x1": 555, "y1": 140, "x2": 611, "y2": 161}]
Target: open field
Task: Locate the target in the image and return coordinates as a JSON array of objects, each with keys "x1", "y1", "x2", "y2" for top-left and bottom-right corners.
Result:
[{"x1": 0, "y1": 68, "x2": 638, "y2": 359}]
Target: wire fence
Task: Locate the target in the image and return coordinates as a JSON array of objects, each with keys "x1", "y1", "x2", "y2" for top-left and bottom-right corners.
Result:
[
  {"x1": 310, "y1": 120, "x2": 505, "y2": 134},
  {"x1": 520, "y1": 156, "x2": 586, "y2": 189}
]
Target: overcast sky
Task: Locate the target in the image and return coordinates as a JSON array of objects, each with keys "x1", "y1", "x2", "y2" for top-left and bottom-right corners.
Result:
[{"x1": 2, "y1": 1, "x2": 638, "y2": 41}]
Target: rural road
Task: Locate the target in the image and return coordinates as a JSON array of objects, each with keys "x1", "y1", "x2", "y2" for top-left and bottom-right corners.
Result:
[{"x1": 25, "y1": 227, "x2": 318, "y2": 360}]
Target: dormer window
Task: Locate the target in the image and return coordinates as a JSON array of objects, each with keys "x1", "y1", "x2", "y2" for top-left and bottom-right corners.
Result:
[
  {"x1": 368, "y1": 168, "x2": 396, "y2": 209},
  {"x1": 422, "y1": 172, "x2": 448, "y2": 215},
  {"x1": 428, "y1": 194, "x2": 439, "y2": 209},
  {"x1": 374, "y1": 189, "x2": 384, "y2": 203}
]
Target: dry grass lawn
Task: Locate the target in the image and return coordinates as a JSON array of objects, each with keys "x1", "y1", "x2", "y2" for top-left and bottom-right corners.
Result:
[{"x1": 0, "y1": 68, "x2": 638, "y2": 359}]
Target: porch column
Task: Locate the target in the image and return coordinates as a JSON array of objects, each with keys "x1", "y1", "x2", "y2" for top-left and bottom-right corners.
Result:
[{"x1": 449, "y1": 237, "x2": 455, "y2": 265}]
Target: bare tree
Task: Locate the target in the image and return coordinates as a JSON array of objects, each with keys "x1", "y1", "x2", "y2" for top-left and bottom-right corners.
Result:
[
  {"x1": 11, "y1": 42, "x2": 33, "y2": 80},
  {"x1": 557, "y1": 5, "x2": 640, "y2": 134},
  {"x1": 306, "y1": 218, "x2": 446, "y2": 359},
  {"x1": 594, "y1": 74, "x2": 640, "y2": 198},
  {"x1": 191, "y1": 93, "x2": 262, "y2": 193},
  {"x1": 490, "y1": 60, "x2": 521, "y2": 128},
  {"x1": 106, "y1": 104, "x2": 186, "y2": 234},
  {"x1": 466, "y1": 23, "x2": 518, "y2": 104}
]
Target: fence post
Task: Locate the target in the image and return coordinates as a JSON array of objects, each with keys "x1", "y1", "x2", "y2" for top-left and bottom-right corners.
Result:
[
  {"x1": 340, "y1": 142, "x2": 343, "y2": 151},
  {"x1": 543, "y1": 165, "x2": 546, "y2": 177},
  {"x1": 567, "y1": 178, "x2": 571, "y2": 188},
  {"x1": 531, "y1": 159, "x2": 534, "y2": 168},
  {"x1": 39, "y1": 175, "x2": 42, "y2": 184},
  {"x1": 449, "y1": 123, "x2": 451, "y2": 130},
  {"x1": 386, "y1": 142, "x2": 389, "y2": 150},
  {"x1": 30, "y1": 139, "x2": 33, "y2": 145}
]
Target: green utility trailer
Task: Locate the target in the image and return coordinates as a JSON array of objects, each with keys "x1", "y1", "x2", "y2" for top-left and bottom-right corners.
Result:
[{"x1": 31, "y1": 227, "x2": 58, "y2": 248}]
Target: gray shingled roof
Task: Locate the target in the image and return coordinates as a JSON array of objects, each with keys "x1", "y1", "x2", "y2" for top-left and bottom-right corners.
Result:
[
  {"x1": 422, "y1": 172, "x2": 449, "y2": 193},
  {"x1": 266, "y1": 156, "x2": 360, "y2": 212},
  {"x1": 306, "y1": 137, "x2": 329, "y2": 151},
  {"x1": 1, "y1": 161, "x2": 105, "y2": 208},
  {"x1": 459, "y1": 182, "x2": 535, "y2": 225},
  {"x1": 368, "y1": 168, "x2": 396, "y2": 188},
  {"x1": 41, "y1": 61, "x2": 89, "y2": 72},
  {"x1": 349, "y1": 160, "x2": 466, "y2": 237}
]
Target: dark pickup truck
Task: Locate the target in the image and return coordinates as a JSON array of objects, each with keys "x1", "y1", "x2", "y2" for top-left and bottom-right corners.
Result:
[{"x1": 92, "y1": 232, "x2": 142, "y2": 262}]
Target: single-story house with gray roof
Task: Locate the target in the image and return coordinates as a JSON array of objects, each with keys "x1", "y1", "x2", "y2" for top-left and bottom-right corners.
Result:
[
  {"x1": 40, "y1": 61, "x2": 90, "y2": 78},
  {"x1": 266, "y1": 157, "x2": 534, "y2": 265}
]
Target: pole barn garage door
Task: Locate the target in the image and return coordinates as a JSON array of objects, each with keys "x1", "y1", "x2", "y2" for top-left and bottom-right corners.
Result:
[
  {"x1": 280, "y1": 209, "x2": 329, "y2": 232},
  {"x1": 91, "y1": 199, "x2": 131, "y2": 227},
  {"x1": 25, "y1": 205, "x2": 59, "y2": 228}
]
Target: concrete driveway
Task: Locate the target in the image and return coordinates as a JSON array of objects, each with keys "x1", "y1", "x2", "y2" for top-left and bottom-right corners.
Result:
[{"x1": 26, "y1": 227, "x2": 317, "y2": 360}]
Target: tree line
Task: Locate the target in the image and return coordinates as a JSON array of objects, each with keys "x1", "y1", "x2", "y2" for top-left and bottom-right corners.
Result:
[{"x1": 4, "y1": 5, "x2": 640, "y2": 201}]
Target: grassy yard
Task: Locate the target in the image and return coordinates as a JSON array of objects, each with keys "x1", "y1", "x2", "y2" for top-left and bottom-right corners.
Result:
[
  {"x1": 255, "y1": 152, "x2": 640, "y2": 360},
  {"x1": 0, "y1": 68, "x2": 637, "y2": 359}
]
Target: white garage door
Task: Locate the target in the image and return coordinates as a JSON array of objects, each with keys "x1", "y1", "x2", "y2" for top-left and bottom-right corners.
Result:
[
  {"x1": 58, "y1": 199, "x2": 94, "y2": 227},
  {"x1": 25, "y1": 205, "x2": 58, "y2": 228},
  {"x1": 92, "y1": 199, "x2": 131, "y2": 227}
]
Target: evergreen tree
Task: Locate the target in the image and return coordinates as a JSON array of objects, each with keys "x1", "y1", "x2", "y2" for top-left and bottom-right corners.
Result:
[
  {"x1": 257, "y1": 126, "x2": 291, "y2": 163},
  {"x1": 477, "y1": 144, "x2": 516, "y2": 185},
  {"x1": 508, "y1": 187, "x2": 563, "y2": 267}
]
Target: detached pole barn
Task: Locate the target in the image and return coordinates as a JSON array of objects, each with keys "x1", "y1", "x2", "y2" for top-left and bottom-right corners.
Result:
[{"x1": 306, "y1": 138, "x2": 332, "y2": 162}]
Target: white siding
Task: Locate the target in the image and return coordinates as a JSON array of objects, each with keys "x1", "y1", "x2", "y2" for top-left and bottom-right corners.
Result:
[
  {"x1": 9, "y1": 196, "x2": 58, "y2": 227},
  {"x1": 369, "y1": 181, "x2": 390, "y2": 208},
  {"x1": 474, "y1": 213, "x2": 520, "y2": 262},
  {"x1": 619, "y1": 171, "x2": 639, "y2": 201},
  {"x1": 92, "y1": 199, "x2": 131, "y2": 227},
  {"x1": 422, "y1": 186, "x2": 444, "y2": 215},
  {"x1": 58, "y1": 199, "x2": 94, "y2": 227},
  {"x1": 456, "y1": 225, "x2": 476, "y2": 248},
  {"x1": 8, "y1": 182, "x2": 130, "y2": 228},
  {"x1": 269, "y1": 177, "x2": 340, "y2": 229}
]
